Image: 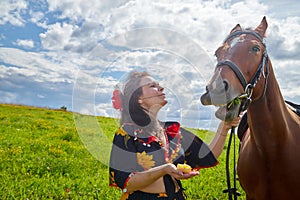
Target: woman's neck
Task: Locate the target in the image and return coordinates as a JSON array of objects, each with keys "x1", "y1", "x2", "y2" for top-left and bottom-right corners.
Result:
[{"x1": 140, "y1": 111, "x2": 164, "y2": 137}]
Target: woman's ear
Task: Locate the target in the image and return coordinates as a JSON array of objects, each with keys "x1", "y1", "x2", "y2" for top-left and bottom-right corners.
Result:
[{"x1": 138, "y1": 99, "x2": 143, "y2": 104}]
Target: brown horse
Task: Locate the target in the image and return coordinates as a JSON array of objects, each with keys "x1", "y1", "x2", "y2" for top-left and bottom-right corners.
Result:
[{"x1": 201, "y1": 17, "x2": 300, "y2": 200}]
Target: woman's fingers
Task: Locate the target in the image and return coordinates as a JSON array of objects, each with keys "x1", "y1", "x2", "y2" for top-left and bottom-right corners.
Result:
[
  {"x1": 224, "y1": 113, "x2": 243, "y2": 128},
  {"x1": 173, "y1": 171, "x2": 199, "y2": 180}
]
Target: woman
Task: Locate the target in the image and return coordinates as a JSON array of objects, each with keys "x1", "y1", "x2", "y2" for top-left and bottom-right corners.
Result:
[{"x1": 109, "y1": 71, "x2": 240, "y2": 199}]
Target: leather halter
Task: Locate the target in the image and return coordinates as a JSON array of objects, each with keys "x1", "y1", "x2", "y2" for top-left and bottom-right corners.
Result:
[{"x1": 216, "y1": 30, "x2": 269, "y2": 104}]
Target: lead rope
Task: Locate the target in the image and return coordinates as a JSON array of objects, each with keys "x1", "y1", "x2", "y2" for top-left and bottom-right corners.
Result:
[{"x1": 223, "y1": 127, "x2": 241, "y2": 200}]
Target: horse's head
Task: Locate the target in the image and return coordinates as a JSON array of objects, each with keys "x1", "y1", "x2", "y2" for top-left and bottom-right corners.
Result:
[{"x1": 201, "y1": 17, "x2": 269, "y2": 121}]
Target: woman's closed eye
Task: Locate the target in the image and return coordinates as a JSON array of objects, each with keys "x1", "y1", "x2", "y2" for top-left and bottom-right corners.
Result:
[{"x1": 149, "y1": 83, "x2": 160, "y2": 89}]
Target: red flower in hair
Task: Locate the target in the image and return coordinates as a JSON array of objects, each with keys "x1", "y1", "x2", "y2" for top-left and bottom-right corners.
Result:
[
  {"x1": 166, "y1": 123, "x2": 180, "y2": 138},
  {"x1": 112, "y1": 90, "x2": 122, "y2": 111}
]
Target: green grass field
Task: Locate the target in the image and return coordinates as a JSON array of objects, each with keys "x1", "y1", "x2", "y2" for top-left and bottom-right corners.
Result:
[{"x1": 0, "y1": 104, "x2": 245, "y2": 199}]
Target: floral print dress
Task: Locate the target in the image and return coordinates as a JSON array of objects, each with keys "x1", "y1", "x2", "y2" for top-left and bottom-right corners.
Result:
[{"x1": 109, "y1": 121, "x2": 218, "y2": 199}]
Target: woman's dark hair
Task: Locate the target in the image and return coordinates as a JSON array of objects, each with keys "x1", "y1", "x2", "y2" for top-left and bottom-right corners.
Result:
[{"x1": 121, "y1": 71, "x2": 151, "y2": 127}]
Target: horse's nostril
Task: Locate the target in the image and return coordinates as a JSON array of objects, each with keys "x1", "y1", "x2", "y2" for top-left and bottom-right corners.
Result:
[{"x1": 223, "y1": 80, "x2": 229, "y2": 91}]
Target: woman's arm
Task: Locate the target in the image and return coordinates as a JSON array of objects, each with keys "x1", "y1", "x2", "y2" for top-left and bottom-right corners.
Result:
[
  {"x1": 125, "y1": 163, "x2": 199, "y2": 193},
  {"x1": 125, "y1": 163, "x2": 174, "y2": 193},
  {"x1": 209, "y1": 116, "x2": 241, "y2": 158}
]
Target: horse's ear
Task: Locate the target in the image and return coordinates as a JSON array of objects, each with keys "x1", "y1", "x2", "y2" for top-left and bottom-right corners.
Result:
[
  {"x1": 230, "y1": 24, "x2": 242, "y2": 34},
  {"x1": 255, "y1": 16, "x2": 268, "y2": 37}
]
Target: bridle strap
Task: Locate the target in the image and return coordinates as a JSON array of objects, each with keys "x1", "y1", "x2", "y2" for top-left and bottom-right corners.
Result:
[
  {"x1": 223, "y1": 127, "x2": 241, "y2": 200},
  {"x1": 217, "y1": 60, "x2": 248, "y2": 89},
  {"x1": 249, "y1": 51, "x2": 268, "y2": 87},
  {"x1": 216, "y1": 30, "x2": 269, "y2": 99},
  {"x1": 223, "y1": 30, "x2": 265, "y2": 46}
]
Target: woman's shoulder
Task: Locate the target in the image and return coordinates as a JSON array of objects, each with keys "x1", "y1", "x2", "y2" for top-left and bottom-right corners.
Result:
[
  {"x1": 112, "y1": 124, "x2": 139, "y2": 149},
  {"x1": 115, "y1": 123, "x2": 139, "y2": 137}
]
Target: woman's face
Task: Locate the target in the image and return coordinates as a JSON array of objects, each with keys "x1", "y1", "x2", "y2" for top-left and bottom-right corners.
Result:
[{"x1": 138, "y1": 76, "x2": 167, "y2": 110}]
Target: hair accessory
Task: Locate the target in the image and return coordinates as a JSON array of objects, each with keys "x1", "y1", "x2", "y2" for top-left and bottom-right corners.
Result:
[
  {"x1": 166, "y1": 123, "x2": 180, "y2": 138},
  {"x1": 112, "y1": 89, "x2": 123, "y2": 111}
]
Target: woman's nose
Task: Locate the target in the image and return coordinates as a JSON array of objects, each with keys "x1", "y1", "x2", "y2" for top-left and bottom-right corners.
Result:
[{"x1": 158, "y1": 86, "x2": 164, "y2": 91}]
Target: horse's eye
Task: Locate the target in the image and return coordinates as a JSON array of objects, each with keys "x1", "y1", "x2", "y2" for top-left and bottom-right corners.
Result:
[{"x1": 252, "y1": 45, "x2": 261, "y2": 53}]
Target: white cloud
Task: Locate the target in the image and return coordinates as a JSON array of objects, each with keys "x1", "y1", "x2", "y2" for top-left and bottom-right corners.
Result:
[
  {"x1": 37, "y1": 94, "x2": 45, "y2": 99},
  {"x1": 47, "y1": 0, "x2": 130, "y2": 23},
  {"x1": 15, "y1": 39, "x2": 34, "y2": 48},
  {"x1": 0, "y1": 0, "x2": 300, "y2": 129},
  {"x1": 268, "y1": 17, "x2": 300, "y2": 58},
  {"x1": 0, "y1": 0, "x2": 27, "y2": 26},
  {"x1": 29, "y1": 10, "x2": 45, "y2": 24},
  {"x1": 0, "y1": 48, "x2": 78, "y2": 83},
  {"x1": 40, "y1": 22, "x2": 76, "y2": 50}
]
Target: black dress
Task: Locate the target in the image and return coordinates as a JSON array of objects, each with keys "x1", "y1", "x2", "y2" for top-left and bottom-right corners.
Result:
[{"x1": 109, "y1": 121, "x2": 218, "y2": 199}]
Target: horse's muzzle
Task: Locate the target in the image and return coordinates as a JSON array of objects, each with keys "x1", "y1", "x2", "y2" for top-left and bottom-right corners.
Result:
[{"x1": 200, "y1": 90, "x2": 212, "y2": 105}]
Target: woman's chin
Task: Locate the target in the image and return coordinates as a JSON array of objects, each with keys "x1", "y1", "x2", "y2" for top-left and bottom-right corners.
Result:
[{"x1": 163, "y1": 100, "x2": 168, "y2": 105}]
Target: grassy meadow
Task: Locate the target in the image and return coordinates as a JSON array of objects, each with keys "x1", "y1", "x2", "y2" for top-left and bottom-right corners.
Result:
[{"x1": 0, "y1": 104, "x2": 245, "y2": 199}]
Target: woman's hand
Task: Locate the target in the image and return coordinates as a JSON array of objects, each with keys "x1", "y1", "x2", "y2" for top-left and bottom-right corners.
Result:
[
  {"x1": 209, "y1": 113, "x2": 243, "y2": 158},
  {"x1": 173, "y1": 171, "x2": 200, "y2": 180},
  {"x1": 223, "y1": 113, "x2": 242, "y2": 130},
  {"x1": 163, "y1": 163, "x2": 199, "y2": 180}
]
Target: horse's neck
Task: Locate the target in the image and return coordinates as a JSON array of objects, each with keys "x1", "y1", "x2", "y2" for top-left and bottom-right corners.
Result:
[{"x1": 247, "y1": 65, "x2": 290, "y2": 151}]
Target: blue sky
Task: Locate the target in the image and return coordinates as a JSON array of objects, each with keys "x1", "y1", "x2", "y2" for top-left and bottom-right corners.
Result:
[{"x1": 1, "y1": 0, "x2": 299, "y2": 130}]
